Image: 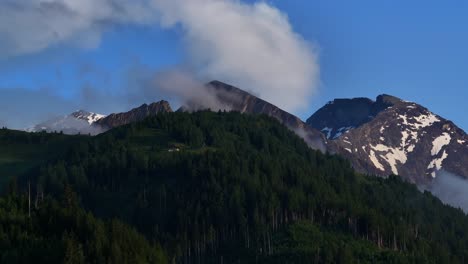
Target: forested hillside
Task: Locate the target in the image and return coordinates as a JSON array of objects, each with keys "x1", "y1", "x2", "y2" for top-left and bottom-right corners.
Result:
[
  {"x1": 0, "y1": 191, "x2": 166, "y2": 263},
  {"x1": 2, "y1": 111, "x2": 468, "y2": 263},
  {"x1": 0, "y1": 128, "x2": 86, "y2": 187}
]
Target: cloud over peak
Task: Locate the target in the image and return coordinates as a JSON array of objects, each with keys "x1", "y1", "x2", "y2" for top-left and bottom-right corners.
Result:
[
  {"x1": 154, "y1": 0, "x2": 319, "y2": 112},
  {"x1": 0, "y1": 0, "x2": 319, "y2": 125}
]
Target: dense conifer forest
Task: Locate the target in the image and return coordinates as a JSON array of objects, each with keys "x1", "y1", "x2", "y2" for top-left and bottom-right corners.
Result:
[{"x1": 1, "y1": 111, "x2": 468, "y2": 263}]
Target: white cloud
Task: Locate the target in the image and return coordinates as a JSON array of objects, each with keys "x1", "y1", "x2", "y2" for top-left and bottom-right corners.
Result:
[
  {"x1": 429, "y1": 170, "x2": 468, "y2": 213},
  {"x1": 0, "y1": 0, "x2": 319, "y2": 114},
  {"x1": 152, "y1": 0, "x2": 319, "y2": 112},
  {"x1": 0, "y1": 0, "x2": 158, "y2": 57}
]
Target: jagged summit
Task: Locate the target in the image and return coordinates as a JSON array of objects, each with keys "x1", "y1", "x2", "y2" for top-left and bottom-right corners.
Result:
[
  {"x1": 95, "y1": 100, "x2": 173, "y2": 129},
  {"x1": 71, "y1": 110, "x2": 106, "y2": 124},
  {"x1": 376, "y1": 94, "x2": 404, "y2": 106},
  {"x1": 306, "y1": 94, "x2": 402, "y2": 139}
]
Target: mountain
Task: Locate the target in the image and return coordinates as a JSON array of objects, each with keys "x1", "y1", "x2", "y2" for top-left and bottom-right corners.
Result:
[
  {"x1": 6, "y1": 111, "x2": 468, "y2": 263},
  {"x1": 26, "y1": 82, "x2": 468, "y2": 186},
  {"x1": 307, "y1": 94, "x2": 468, "y2": 184},
  {"x1": 182, "y1": 80, "x2": 327, "y2": 151},
  {"x1": 29, "y1": 101, "x2": 172, "y2": 135},
  {"x1": 95, "y1": 100, "x2": 172, "y2": 130},
  {"x1": 306, "y1": 96, "x2": 394, "y2": 140},
  {"x1": 71, "y1": 110, "x2": 107, "y2": 124},
  {"x1": 29, "y1": 110, "x2": 106, "y2": 135}
]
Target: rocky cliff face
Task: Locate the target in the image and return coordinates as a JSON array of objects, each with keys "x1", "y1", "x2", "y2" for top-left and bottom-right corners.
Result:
[
  {"x1": 306, "y1": 95, "x2": 395, "y2": 139},
  {"x1": 182, "y1": 80, "x2": 327, "y2": 151},
  {"x1": 95, "y1": 101, "x2": 173, "y2": 130},
  {"x1": 308, "y1": 95, "x2": 468, "y2": 184}
]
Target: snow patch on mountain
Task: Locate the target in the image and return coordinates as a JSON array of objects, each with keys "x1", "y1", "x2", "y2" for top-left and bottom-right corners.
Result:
[
  {"x1": 371, "y1": 144, "x2": 407, "y2": 175},
  {"x1": 369, "y1": 150, "x2": 385, "y2": 171},
  {"x1": 321, "y1": 126, "x2": 354, "y2": 139},
  {"x1": 380, "y1": 126, "x2": 386, "y2": 134},
  {"x1": 431, "y1": 133, "x2": 451, "y2": 156},
  {"x1": 427, "y1": 150, "x2": 449, "y2": 178},
  {"x1": 412, "y1": 113, "x2": 440, "y2": 129},
  {"x1": 321, "y1": 127, "x2": 332, "y2": 139},
  {"x1": 73, "y1": 111, "x2": 106, "y2": 124},
  {"x1": 333, "y1": 126, "x2": 353, "y2": 139},
  {"x1": 30, "y1": 110, "x2": 106, "y2": 135}
]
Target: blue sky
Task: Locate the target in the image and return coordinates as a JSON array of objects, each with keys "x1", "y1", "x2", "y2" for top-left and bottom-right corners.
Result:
[{"x1": 1, "y1": 0, "x2": 467, "y2": 130}]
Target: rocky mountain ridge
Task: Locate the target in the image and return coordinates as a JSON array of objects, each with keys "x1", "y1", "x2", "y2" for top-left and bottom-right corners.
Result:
[
  {"x1": 29, "y1": 101, "x2": 173, "y2": 135},
  {"x1": 95, "y1": 101, "x2": 173, "y2": 129},
  {"x1": 308, "y1": 95, "x2": 468, "y2": 184},
  {"x1": 195, "y1": 81, "x2": 327, "y2": 151},
  {"x1": 28, "y1": 81, "x2": 468, "y2": 185}
]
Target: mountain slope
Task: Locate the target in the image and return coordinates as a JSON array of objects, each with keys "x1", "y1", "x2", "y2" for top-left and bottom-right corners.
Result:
[
  {"x1": 183, "y1": 80, "x2": 327, "y2": 151},
  {"x1": 308, "y1": 95, "x2": 468, "y2": 184}
]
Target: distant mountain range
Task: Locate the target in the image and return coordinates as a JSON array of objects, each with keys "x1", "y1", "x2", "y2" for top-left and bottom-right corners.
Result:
[{"x1": 29, "y1": 80, "x2": 468, "y2": 185}]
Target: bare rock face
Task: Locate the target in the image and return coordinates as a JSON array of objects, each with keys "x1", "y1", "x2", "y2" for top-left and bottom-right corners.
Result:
[
  {"x1": 306, "y1": 95, "x2": 394, "y2": 139},
  {"x1": 95, "y1": 101, "x2": 173, "y2": 130},
  {"x1": 181, "y1": 80, "x2": 327, "y2": 151},
  {"x1": 308, "y1": 94, "x2": 468, "y2": 184}
]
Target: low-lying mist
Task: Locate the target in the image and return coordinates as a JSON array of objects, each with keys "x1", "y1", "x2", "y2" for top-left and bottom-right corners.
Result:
[{"x1": 427, "y1": 170, "x2": 468, "y2": 213}]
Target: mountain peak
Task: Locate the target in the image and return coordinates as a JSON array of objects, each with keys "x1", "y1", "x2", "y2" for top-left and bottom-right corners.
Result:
[
  {"x1": 306, "y1": 95, "x2": 395, "y2": 139},
  {"x1": 376, "y1": 94, "x2": 404, "y2": 106},
  {"x1": 29, "y1": 109, "x2": 106, "y2": 135},
  {"x1": 71, "y1": 110, "x2": 106, "y2": 124},
  {"x1": 309, "y1": 94, "x2": 468, "y2": 184},
  {"x1": 185, "y1": 80, "x2": 327, "y2": 151},
  {"x1": 95, "y1": 100, "x2": 173, "y2": 129}
]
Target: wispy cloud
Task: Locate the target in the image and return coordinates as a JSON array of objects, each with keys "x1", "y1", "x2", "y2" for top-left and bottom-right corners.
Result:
[
  {"x1": 0, "y1": 0, "x2": 158, "y2": 58},
  {"x1": 152, "y1": 0, "x2": 319, "y2": 112},
  {"x1": 428, "y1": 170, "x2": 468, "y2": 213},
  {"x1": 0, "y1": 0, "x2": 319, "y2": 127}
]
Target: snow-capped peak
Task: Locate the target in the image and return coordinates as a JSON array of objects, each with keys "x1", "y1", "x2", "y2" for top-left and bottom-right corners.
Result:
[
  {"x1": 29, "y1": 110, "x2": 106, "y2": 135},
  {"x1": 71, "y1": 110, "x2": 106, "y2": 124}
]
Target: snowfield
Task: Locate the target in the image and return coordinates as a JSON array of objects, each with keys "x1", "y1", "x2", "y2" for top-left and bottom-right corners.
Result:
[{"x1": 431, "y1": 133, "x2": 451, "y2": 156}]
